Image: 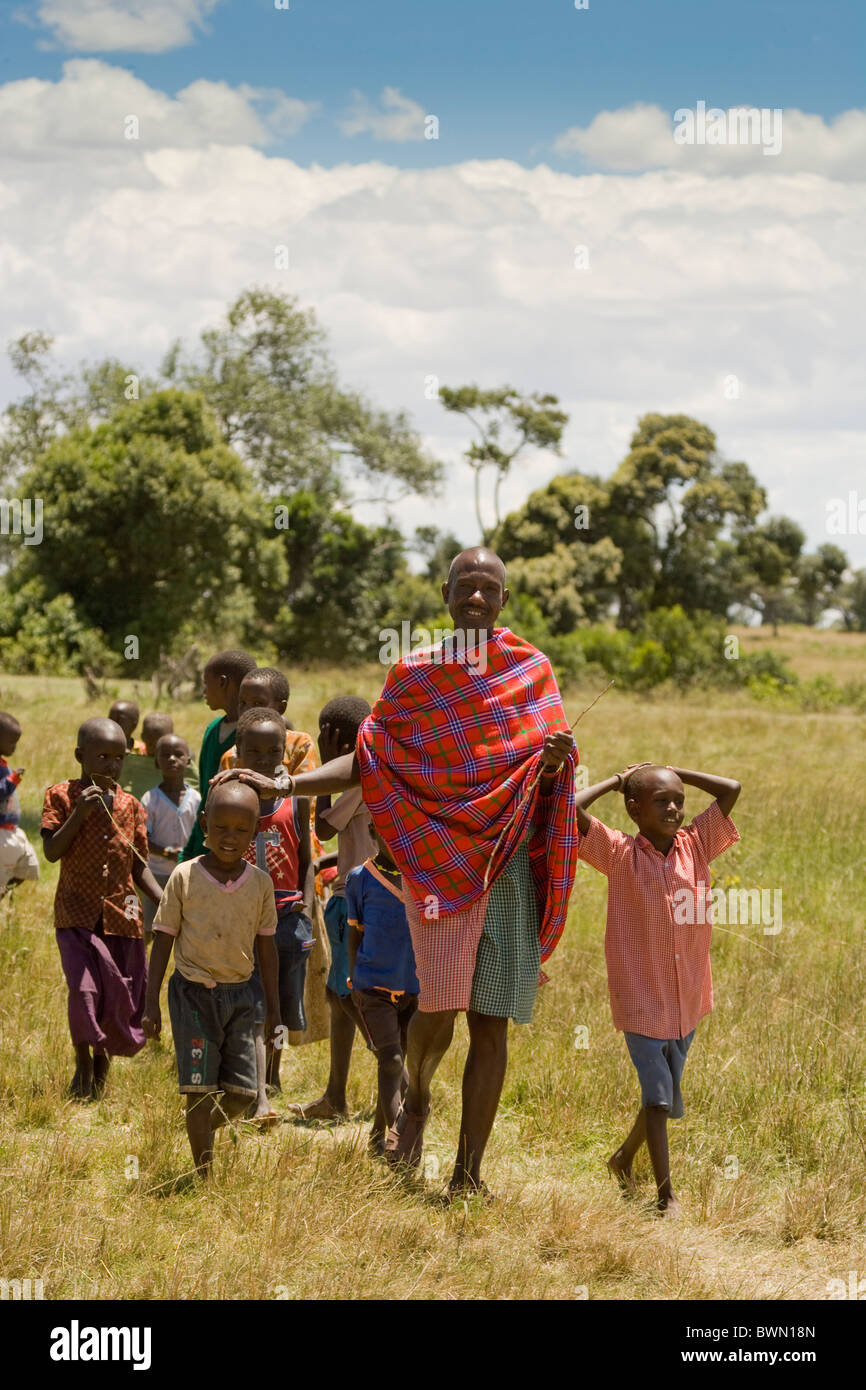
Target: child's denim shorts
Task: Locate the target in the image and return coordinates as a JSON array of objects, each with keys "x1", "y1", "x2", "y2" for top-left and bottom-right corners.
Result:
[
  {"x1": 623, "y1": 1029, "x2": 695, "y2": 1119},
  {"x1": 168, "y1": 972, "x2": 258, "y2": 1096}
]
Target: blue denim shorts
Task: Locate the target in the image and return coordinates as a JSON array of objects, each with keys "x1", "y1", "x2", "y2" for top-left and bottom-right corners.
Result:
[
  {"x1": 624, "y1": 1030, "x2": 695, "y2": 1119},
  {"x1": 168, "y1": 972, "x2": 258, "y2": 1096},
  {"x1": 275, "y1": 907, "x2": 313, "y2": 1032}
]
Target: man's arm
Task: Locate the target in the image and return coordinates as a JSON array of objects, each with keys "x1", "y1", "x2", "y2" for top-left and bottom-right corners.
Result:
[
  {"x1": 574, "y1": 775, "x2": 625, "y2": 834},
  {"x1": 142, "y1": 931, "x2": 174, "y2": 1038},
  {"x1": 668, "y1": 766, "x2": 741, "y2": 818}
]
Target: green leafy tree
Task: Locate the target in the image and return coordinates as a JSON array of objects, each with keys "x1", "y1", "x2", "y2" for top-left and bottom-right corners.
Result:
[
  {"x1": 438, "y1": 385, "x2": 567, "y2": 540},
  {"x1": 795, "y1": 544, "x2": 848, "y2": 625},
  {"x1": 837, "y1": 569, "x2": 866, "y2": 632},
  {"x1": 10, "y1": 390, "x2": 286, "y2": 669},
  {"x1": 163, "y1": 287, "x2": 442, "y2": 504},
  {"x1": 735, "y1": 516, "x2": 806, "y2": 632}
]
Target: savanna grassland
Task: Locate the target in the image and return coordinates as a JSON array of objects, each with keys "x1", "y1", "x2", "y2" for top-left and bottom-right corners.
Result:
[{"x1": 1, "y1": 630, "x2": 865, "y2": 1300}]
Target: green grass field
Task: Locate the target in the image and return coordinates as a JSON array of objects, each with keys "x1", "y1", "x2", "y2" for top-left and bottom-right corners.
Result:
[{"x1": 2, "y1": 631, "x2": 866, "y2": 1300}]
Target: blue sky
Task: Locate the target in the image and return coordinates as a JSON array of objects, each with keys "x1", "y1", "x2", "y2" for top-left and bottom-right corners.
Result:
[{"x1": 2, "y1": 0, "x2": 864, "y2": 168}]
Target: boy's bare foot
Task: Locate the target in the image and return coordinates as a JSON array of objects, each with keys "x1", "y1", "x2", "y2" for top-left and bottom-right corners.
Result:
[
  {"x1": 448, "y1": 1176, "x2": 495, "y2": 1205},
  {"x1": 658, "y1": 1193, "x2": 681, "y2": 1218},
  {"x1": 252, "y1": 1110, "x2": 280, "y2": 1131},
  {"x1": 68, "y1": 1069, "x2": 92, "y2": 1101},
  {"x1": 368, "y1": 1129, "x2": 386, "y2": 1158},
  {"x1": 92, "y1": 1054, "x2": 110, "y2": 1099},
  {"x1": 607, "y1": 1149, "x2": 636, "y2": 1193},
  {"x1": 286, "y1": 1095, "x2": 348, "y2": 1121}
]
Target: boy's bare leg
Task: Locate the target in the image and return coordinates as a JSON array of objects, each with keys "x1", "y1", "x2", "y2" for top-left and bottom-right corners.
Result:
[
  {"x1": 186, "y1": 1092, "x2": 251, "y2": 1175},
  {"x1": 92, "y1": 1051, "x2": 110, "y2": 1099},
  {"x1": 288, "y1": 991, "x2": 356, "y2": 1120},
  {"x1": 449, "y1": 1011, "x2": 508, "y2": 1192},
  {"x1": 644, "y1": 1104, "x2": 679, "y2": 1215},
  {"x1": 69, "y1": 1043, "x2": 93, "y2": 1099},
  {"x1": 402, "y1": 1008, "x2": 456, "y2": 1117},
  {"x1": 249, "y1": 1024, "x2": 276, "y2": 1121},
  {"x1": 186, "y1": 1094, "x2": 218, "y2": 1173},
  {"x1": 608, "y1": 1108, "x2": 646, "y2": 1191}
]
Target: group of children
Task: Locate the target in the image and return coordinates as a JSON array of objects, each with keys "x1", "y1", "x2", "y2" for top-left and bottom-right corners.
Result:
[{"x1": 2, "y1": 646, "x2": 741, "y2": 1211}]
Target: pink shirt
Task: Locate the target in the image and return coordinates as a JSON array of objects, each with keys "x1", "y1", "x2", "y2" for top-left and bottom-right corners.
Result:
[{"x1": 578, "y1": 800, "x2": 739, "y2": 1038}]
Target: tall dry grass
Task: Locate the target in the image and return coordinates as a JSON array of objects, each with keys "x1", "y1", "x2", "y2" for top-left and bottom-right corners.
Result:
[{"x1": 1, "y1": 641, "x2": 865, "y2": 1299}]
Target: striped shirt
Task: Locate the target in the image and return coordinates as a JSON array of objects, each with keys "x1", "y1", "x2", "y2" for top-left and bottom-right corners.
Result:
[{"x1": 578, "y1": 800, "x2": 739, "y2": 1039}]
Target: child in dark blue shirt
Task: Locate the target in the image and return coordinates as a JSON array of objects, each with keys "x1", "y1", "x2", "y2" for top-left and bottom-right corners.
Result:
[{"x1": 345, "y1": 828, "x2": 419, "y2": 1156}]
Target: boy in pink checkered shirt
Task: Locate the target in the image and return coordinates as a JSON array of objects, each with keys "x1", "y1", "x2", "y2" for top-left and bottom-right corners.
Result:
[{"x1": 576, "y1": 762, "x2": 740, "y2": 1217}]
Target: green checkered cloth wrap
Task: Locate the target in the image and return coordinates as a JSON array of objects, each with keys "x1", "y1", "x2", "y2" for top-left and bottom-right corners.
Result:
[{"x1": 469, "y1": 839, "x2": 540, "y2": 1024}]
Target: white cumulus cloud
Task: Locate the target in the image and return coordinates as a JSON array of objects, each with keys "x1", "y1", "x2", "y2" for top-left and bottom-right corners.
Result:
[
  {"x1": 338, "y1": 86, "x2": 429, "y2": 142},
  {"x1": 0, "y1": 60, "x2": 317, "y2": 159},
  {"x1": 26, "y1": 0, "x2": 223, "y2": 54},
  {"x1": 554, "y1": 102, "x2": 866, "y2": 178},
  {"x1": 0, "y1": 63, "x2": 863, "y2": 566}
]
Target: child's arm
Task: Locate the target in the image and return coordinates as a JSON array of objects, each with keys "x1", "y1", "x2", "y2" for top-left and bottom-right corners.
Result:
[
  {"x1": 347, "y1": 922, "x2": 362, "y2": 986},
  {"x1": 41, "y1": 786, "x2": 107, "y2": 862},
  {"x1": 142, "y1": 931, "x2": 174, "y2": 1039},
  {"x1": 314, "y1": 793, "x2": 333, "y2": 843},
  {"x1": 257, "y1": 935, "x2": 281, "y2": 1045},
  {"x1": 0, "y1": 763, "x2": 23, "y2": 797},
  {"x1": 132, "y1": 857, "x2": 164, "y2": 905},
  {"x1": 574, "y1": 774, "x2": 627, "y2": 834},
  {"x1": 296, "y1": 797, "x2": 315, "y2": 917},
  {"x1": 668, "y1": 766, "x2": 741, "y2": 818}
]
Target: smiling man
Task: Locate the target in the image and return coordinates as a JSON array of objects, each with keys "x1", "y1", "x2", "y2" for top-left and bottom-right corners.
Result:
[{"x1": 266, "y1": 547, "x2": 579, "y2": 1196}]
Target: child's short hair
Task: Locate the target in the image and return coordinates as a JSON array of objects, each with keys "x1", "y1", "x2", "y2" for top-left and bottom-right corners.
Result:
[
  {"x1": 319, "y1": 695, "x2": 372, "y2": 746},
  {"x1": 155, "y1": 732, "x2": 190, "y2": 757},
  {"x1": 204, "y1": 649, "x2": 257, "y2": 685},
  {"x1": 78, "y1": 716, "x2": 125, "y2": 748},
  {"x1": 236, "y1": 707, "x2": 286, "y2": 748},
  {"x1": 109, "y1": 699, "x2": 139, "y2": 725},
  {"x1": 0, "y1": 711, "x2": 22, "y2": 739},
  {"x1": 244, "y1": 666, "x2": 290, "y2": 705},
  {"x1": 622, "y1": 764, "x2": 669, "y2": 802},
  {"x1": 141, "y1": 712, "x2": 174, "y2": 743}
]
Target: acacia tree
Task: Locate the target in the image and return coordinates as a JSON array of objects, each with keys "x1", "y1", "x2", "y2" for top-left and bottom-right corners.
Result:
[
  {"x1": 162, "y1": 287, "x2": 442, "y2": 504},
  {"x1": 438, "y1": 384, "x2": 567, "y2": 541}
]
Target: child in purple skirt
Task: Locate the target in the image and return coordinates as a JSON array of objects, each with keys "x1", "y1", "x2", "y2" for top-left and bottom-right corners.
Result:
[{"x1": 42, "y1": 718, "x2": 163, "y2": 1100}]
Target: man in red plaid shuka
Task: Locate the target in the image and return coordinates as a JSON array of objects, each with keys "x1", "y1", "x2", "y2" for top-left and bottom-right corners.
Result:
[{"x1": 225, "y1": 550, "x2": 578, "y2": 1197}]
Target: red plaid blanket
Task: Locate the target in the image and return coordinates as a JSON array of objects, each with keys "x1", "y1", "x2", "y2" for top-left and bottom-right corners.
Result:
[{"x1": 357, "y1": 627, "x2": 578, "y2": 962}]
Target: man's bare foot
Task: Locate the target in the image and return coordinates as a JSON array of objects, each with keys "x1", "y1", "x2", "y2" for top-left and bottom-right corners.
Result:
[
  {"x1": 658, "y1": 1192, "x2": 681, "y2": 1218},
  {"x1": 92, "y1": 1054, "x2": 110, "y2": 1100},
  {"x1": 607, "y1": 1149, "x2": 636, "y2": 1193},
  {"x1": 368, "y1": 1129, "x2": 386, "y2": 1158},
  {"x1": 286, "y1": 1095, "x2": 348, "y2": 1121},
  {"x1": 68, "y1": 1069, "x2": 92, "y2": 1101},
  {"x1": 252, "y1": 1110, "x2": 280, "y2": 1131}
]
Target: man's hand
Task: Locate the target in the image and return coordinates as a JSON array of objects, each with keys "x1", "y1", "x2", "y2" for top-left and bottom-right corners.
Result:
[
  {"x1": 142, "y1": 1007, "x2": 161, "y2": 1040},
  {"x1": 541, "y1": 730, "x2": 574, "y2": 773},
  {"x1": 210, "y1": 768, "x2": 284, "y2": 799}
]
